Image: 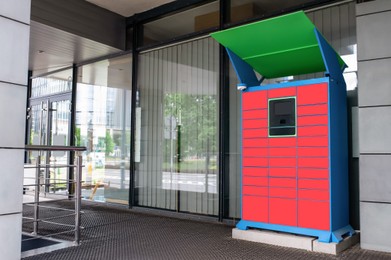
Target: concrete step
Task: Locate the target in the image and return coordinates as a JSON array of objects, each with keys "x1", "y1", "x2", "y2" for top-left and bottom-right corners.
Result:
[{"x1": 232, "y1": 228, "x2": 360, "y2": 255}]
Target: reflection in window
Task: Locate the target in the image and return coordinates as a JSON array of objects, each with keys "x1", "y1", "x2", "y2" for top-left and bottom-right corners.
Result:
[
  {"x1": 27, "y1": 69, "x2": 73, "y2": 195},
  {"x1": 162, "y1": 93, "x2": 218, "y2": 193},
  {"x1": 136, "y1": 37, "x2": 219, "y2": 215},
  {"x1": 31, "y1": 69, "x2": 73, "y2": 97},
  {"x1": 229, "y1": 0, "x2": 315, "y2": 24},
  {"x1": 142, "y1": 1, "x2": 219, "y2": 46},
  {"x1": 76, "y1": 55, "x2": 132, "y2": 205}
]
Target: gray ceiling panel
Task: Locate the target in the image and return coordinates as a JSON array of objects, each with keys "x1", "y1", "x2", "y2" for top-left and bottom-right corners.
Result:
[{"x1": 29, "y1": 21, "x2": 122, "y2": 76}]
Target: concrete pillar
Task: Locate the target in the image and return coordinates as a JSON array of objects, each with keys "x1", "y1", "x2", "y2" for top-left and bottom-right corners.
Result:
[
  {"x1": 357, "y1": 0, "x2": 391, "y2": 253},
  {"x1": 0, "y1": 1, "x2": 31, "y2": 259}
]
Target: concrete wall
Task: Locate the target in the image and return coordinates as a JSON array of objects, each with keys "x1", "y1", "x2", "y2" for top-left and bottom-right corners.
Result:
[
  {"x1": 357, "y1": 0, "x2": 391, "y2": 253},
  {"x1": 0, "y1": 0, "x2": 31, "y2": 259}
]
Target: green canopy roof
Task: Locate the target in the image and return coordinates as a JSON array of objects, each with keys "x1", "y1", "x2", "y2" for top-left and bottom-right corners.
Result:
[{"x1": 210, "y1": 11, "x2": 345, "y2": 79}]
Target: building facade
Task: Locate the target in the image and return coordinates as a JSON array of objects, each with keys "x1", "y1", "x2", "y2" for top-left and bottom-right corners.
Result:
[{"x1": 1, "y1": 0, "x2": 391, "y2": 259}]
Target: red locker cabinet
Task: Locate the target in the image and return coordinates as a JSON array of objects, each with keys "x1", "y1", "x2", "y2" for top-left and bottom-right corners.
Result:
[{"x1": 238, "y1": 81, "x2": 353, "y2": 242}]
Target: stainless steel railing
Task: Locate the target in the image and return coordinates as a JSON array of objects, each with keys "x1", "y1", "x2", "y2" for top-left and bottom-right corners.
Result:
[{"x1": 21, "y1": 145, "x2": 86, "y2": 246}]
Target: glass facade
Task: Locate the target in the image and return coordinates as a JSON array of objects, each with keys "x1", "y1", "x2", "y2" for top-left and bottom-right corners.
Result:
[
  {"x1": 76, "y1": 55, "x2": 132, "y2": 204},
  {"x1": 26, "y1": 0, "x2": 358, "y2": 221},
  {"x1": 135, "y1": 37, "x2": 219, "y2": 214}
]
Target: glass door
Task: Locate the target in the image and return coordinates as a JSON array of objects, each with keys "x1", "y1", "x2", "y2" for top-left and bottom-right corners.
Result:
[
  {"x1": 49, "y1": 98, "x2": 72, "y2": 193},
  {"x1": 27, "y1": 94, "x2": 72, "y2": 194}
]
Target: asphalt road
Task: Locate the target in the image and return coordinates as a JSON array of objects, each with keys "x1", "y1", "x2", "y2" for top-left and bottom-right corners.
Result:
[{"x1": 24, "y1": 166, "x2": 218, "y2": 204}]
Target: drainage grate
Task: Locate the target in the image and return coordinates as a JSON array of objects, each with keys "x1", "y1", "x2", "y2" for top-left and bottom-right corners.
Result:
[{"x1": 22, "y1": 235, "x2": 60, "y2": 252}]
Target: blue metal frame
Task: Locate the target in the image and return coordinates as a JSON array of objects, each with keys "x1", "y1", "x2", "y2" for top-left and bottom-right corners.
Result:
[
  {"x1": 238, "y1": 220, "x2": 334, "y2": 243},
  {"x1": 314, "y1": 29, "x2": 346, "y2": 82},
  {"x1": 226, "y1": 47, "x2": 262, "y2": 88},
  {"x1": 232, "y1": 25, "x2": 355, "y2": 244},
  {"x1": 244, "y1": 77, "x2": 328, "y2": 92}
]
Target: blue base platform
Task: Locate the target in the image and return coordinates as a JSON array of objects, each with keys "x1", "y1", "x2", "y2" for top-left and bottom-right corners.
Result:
[{"x1": 236, "y1": 220, "x2": 355, "y2": 243}]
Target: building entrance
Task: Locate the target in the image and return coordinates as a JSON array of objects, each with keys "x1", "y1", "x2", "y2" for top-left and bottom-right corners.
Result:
[{"x1": 27, "y1": 93, "x2": 72, "y2": 193}]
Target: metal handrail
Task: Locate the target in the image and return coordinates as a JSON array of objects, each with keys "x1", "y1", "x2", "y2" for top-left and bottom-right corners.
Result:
[
  {"x1": 22, "y1": 146, "x2": 85, "y2": 246},
  {"x1": 26, "y1": 145, "x2": 86, "y2": 151},
  {"x1": 24, "y1": 164, "x2": 84, "y2": 169},
  {"x1": 1, "y1": 145, "x2": 86, "y2": 151}
]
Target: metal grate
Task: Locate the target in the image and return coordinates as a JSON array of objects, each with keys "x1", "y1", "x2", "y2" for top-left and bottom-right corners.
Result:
[{"x1": 23, "y1": 200, "x2": 391, "y2": 260}]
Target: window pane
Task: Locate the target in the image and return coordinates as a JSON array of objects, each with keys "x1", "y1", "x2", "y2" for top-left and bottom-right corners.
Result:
[
  {"x1": 31, "y1": 69, "x2": 73, "y2": 97},
  {"x1": 136, "y1": 37, "x2": 219, "y2": 215},
  {"x1": 142, "y1": 1, "x2": 219, "y2": 46},
  {"x1": 229, "y1": 0, "x2": 315, "y2": 24},
  {"x1": 76, "y1": 55, "x2": 132, "y2": 205}
]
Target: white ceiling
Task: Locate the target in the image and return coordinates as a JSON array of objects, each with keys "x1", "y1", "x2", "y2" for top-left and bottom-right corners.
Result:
[{"x1": 85, "y1": 0, "x2": 176, "y2": 17}]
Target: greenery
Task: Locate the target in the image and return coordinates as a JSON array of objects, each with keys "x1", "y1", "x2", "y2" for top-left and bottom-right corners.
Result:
[
  {"x1": 163, "y1": 93, "x2": 217, "y2": 167},
  {"x1": 75, "y1": 127, "x2": 81, "y2": 146},
  {"x1": 105, "y1": 130, "x2": 114, "y2": 156}
]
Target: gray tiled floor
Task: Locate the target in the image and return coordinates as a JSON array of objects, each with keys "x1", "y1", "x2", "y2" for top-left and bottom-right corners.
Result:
[{"x1": 23, "y1": 201, "x2": 391, "y2": 260}]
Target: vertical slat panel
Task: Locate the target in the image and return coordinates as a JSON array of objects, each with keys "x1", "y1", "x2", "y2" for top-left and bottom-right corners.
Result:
[
  {"x1": 138, "y1": 54, "x2": 144, "y2": 206},
  {"x1": 313, "y1": 9, "x2": 323, "y2": 34},
  {"x1": 156, "y1": 49, "x2": 164, "y2": 209},
  {"x1": 193, "y1": 40, "x2": 201, "y2": 213},
  {"x1": 203, "y1": 38, "x2": 209, "y2": 215},
  {"x1": 213, "y1": 37, "x2": 219, "y2": 216},
  {"x1": 140, "y1": 53, "x2": 148, "y2": 206},
  {"x1": 207, "y1": 38, "x2": 213, "y2": 215},
  {"x1": 161, "y1": 47, "x2": 168, "y2": 209},
  {"x1": 331, "y1": 6, "x2": 341, "y2": 53},
  {"x1": 147, "y1": 52, "x2": 154, "y2": 207},
  {"x1": 228, "y1": 62, "x2": 241, "y2": 218},
  {"x1": 159, "y1": 48, "x2": 165, "y2": 209},
  {"x1": 149, "y1": 51, "x2": 156, "y2": 207},
  {"x1": 340, "y1": 4, "x2": 350, "y2": 55},
  {"x1": 146, "y1": 52, "x2": 152, "y2": 207},
  {"x1": 181, "y1": 41, "x2": 191, "y2": 213},
  {"x1": 153, "y1": 50, "x2": 161, "y2": 208},
  {"x1": 171, "y1": 46, "x2": 179, "y2": 211},
  {"x1": 188, "y1": 39, "x2": 198, "y2": 212},
  {"x1": 152, "y1": 51, "x2": 158, "y2": 208},
  {"x1": 323, "y1": 8, "x2": 332, "y2": 45},
  {"x1": 348, "y1": 2, "x2": 356, "y2": 47},
  {"x1": 200, "y1": 39, "x2": 206, "y2": 214}
]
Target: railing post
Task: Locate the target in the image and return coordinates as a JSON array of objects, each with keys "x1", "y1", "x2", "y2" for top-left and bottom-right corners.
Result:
[
  {"x1": 74, "y1": 152, "x2": 82, "y2": 245},
  {"x1": 33, "y1": 155, "x2": 41, "y2": 235}
]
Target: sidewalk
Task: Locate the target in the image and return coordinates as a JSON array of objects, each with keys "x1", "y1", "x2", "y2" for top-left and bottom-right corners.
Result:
[{"x1": 24, "y1": 201, "x2": 391, "y2": 260}]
